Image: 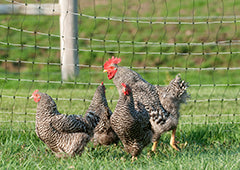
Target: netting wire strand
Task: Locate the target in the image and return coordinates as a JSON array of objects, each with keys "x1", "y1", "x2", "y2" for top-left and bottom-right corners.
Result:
[
  {"x1": 188, "y1": 0, "x2": 196, "y2": 125},
  {"x1": 20, "y1": 0, "x2": 27, "y2": 125},
  {"x1": 1, "y1": 0, "x2": 240, "y2": 126},
  {"x1": 3, "y1": 24, "x2": 240, "y2": 48},
  {"x1": 129, "y1": 0, "x2": 140, "y2": 69},
  {"x1": 0, "y1": 1, "x2": 13, "y2": 127},
  {"x1": 232, "y1": 0, "x2": 239, "y2": 124},
  {"x1": 2, "y1": 59, "x2": 240, "y2": 73},
  {"x1": 101, "y1": 0, "x2": 114, "y2": 107},
  {"x1": 218, "y1": 0, "x2": 226, "y2": 125},
  {"x1": 81, "y1": 0, "x2": 97, "y2": 113},
  {"x1": 10, "y1": 0, "x2": 20, "y2": 131},
  {"x1": 73, "y1": 12, "x2": 240, "y2": 25},
  {"x1": 45, "y1": 0, "x2": 58, "y2": 95},
  {"x1": 207, "y1": 0, "x2": 218, "y2": 125}
]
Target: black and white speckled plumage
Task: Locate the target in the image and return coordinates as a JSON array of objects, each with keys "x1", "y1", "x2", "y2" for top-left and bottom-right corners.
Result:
[
  {"x1": 34, "y1": 92, "x2": 97, "y2": 157},
  {"x1": 109, "y1": 65, "x2": 169, "y2": 142},
  {"x1": 153, "y1": 74, "x2": 189, "y2": 138},
  {"x1": 85, "y1": 83, "x2": 119, "y2": 146},
  {"x1": 110, "y1": 84, "x2": 152, "y2": 158},
  {"x1": 92, "y1": 106, "x2": 119, "y2": 146},
  {"x1": 85, "y1": 83, "x2": 110, "y2": 117}
]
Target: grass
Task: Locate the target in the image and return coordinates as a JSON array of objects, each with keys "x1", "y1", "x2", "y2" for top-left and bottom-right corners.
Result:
[
  {"x1": 0, "y1": 85, "x2": 239, "y2": 169},
  {"x1": 0, "y1": 0, "x2": 240, "y2": 169},
  {"x1": 0, "y1": 86, "x2": 240, "y2": 125},
  {"x1": 0, "y1": 124, "x2": 239, "y2": 169},
  {"x1": 1, "y1": 0, "x2": 240, "y2": 70}
]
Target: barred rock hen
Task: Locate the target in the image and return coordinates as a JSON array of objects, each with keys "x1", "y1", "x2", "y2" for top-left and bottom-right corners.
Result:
[
  {"x1": 104, "y1": 56, "x2": 172, "y2": 152},
  {"x1": 86, "y1": 82, "x2": 119, "y2": 146},
  {"x1": 110, "y1": 83, "x2": 152, "y2": 161},
  {"x1": 86, "y1": 82, "x2": 110, "y2": 117},
  {"x1": 154, "y1": 74, "x2": 189, "y2": 151},
  {"x1": 31, "y1": 90, "x2": 99, "y2": 157},
  {"x1": 92, "y1": 106, "x2": 119, "y2": 146}
]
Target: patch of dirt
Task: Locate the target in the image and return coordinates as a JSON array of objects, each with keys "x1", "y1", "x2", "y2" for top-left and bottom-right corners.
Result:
[{"x1": 0, "y1": 62, "x2": 28, "y2": 72}]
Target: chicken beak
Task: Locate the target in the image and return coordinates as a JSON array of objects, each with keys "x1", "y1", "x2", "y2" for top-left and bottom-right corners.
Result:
[{"x1": 103, "y1": 69, "x2": 108, "y2": 73}]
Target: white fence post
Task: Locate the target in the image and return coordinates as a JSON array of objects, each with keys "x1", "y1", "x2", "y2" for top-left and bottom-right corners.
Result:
[
  {"x1": 0, "y1": 2, "x2": 79, "y2": 80},
  {"x1": 59, "y1": 0, "x2": 79, "y2": 80}
]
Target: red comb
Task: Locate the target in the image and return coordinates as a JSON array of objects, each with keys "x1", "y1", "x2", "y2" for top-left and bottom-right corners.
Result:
[
  {"x1": 104, "y1": 56, "x2": 121, "y2": 69},
  {"x1": 101, "y1": 81, "x2": 104, "y2": 85},
  {"x1": 121, "y1": 83, "x2": 130, "y2": 95},
  {"x1": 33, "y1": 89, "x2": 39, "y2": 94},
  {"x1": 121, "y1": 83, "x2": 126, "y2": 88}
]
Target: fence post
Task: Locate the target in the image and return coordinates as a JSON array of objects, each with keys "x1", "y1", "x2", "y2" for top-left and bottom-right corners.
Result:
[{"x1": 59, "y1": 0, "x2": 79, "y2": 80}]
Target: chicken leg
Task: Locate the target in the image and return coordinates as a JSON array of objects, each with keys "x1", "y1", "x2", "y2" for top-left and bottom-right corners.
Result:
[
  {"x1": 131, "y1": 156, "x2": 138, "y2": 162},
  {"x1": 151, "y1": 141, "x2": 158, "y2": 152},
  {"x1": 170, "y1": 128, "x2": 180, "y2": 151}
]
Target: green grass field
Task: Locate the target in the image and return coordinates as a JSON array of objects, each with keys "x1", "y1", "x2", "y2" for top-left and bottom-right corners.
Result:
[
  {"x1": 1, "y1": 0, "x2": 240, "y2": 169},
  {"x1": 1, "y1": 124, "x2": 240, "y2": 169},
  {"x1": 0, "y1": 87, "x2": 240, "y2": 169}
]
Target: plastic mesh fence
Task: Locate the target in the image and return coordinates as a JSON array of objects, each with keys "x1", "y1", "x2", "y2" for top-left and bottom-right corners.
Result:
[{"x1": 0, "y1": 0, "x2": 240, "y2": 131}]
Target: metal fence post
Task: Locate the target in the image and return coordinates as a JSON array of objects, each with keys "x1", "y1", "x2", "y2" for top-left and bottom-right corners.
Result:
[{"x1": 59, "y1": 0, "x2": 79, "y2": 80}]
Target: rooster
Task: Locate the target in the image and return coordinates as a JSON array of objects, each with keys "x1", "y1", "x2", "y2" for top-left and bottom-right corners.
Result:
[
  {"x1": 110, "y1": 83, "x2": 152, "y2": 161},
  {"x1": 154, "y1": 74, "x2": 189, "y2": 151},
  {"x1": 103, "y1": 56, "x2": 187, "y2": 152},
  {"x1": 31, "y1": 89, "x2": 99, "y2": 157},
  {"x1": 86, "y1": 82, "x2": 119, "y2": 146}
]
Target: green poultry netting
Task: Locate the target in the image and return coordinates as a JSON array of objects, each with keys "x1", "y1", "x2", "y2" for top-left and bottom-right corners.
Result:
[{"x1": 0, "y1": 0, "x2": 240, "y2": 131}]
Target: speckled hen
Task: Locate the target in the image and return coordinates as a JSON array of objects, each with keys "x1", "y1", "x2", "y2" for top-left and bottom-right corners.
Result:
[
  {"x1": 154, "y1": 74, "x2": 189, "y2": 151},
  {"x1": 103, "y1": 56, "x2": 189, "y2": 152},
  {"x1": 31, "y1": 90, "x2": 99, "y2": 157},
  {"x1": 86, "y1": 82, "x2": 119, "y2": 146},
  {"x1": 103, "y1": 56, "x2": 170, "y2": 152},
  {"x1": 110, "y1": 83, "x2": 152, "y2": 161}
]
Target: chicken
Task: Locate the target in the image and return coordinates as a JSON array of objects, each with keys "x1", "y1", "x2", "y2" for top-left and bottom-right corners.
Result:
[
  {"x1": 85, "y1": 82, "x2": 110, "y2": 117},
  {"x1": 92, "y1": 106, "x2": 119, "y2": 146},
  {"x1": 86, "y1": 82, "x2": 119, "y2": 146},
  {"x1": 110, "y1": 83, "x2": 152, "y2": 161},
  {"x1": 154, "y1": 74, "x2": 189, "y2": 151},
  {"x1": 31, "y1": 89, "x2": 99, "y2": 157},
  {"x1": 103, "y1": 56, "x2": 173, "y2": 152}
]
